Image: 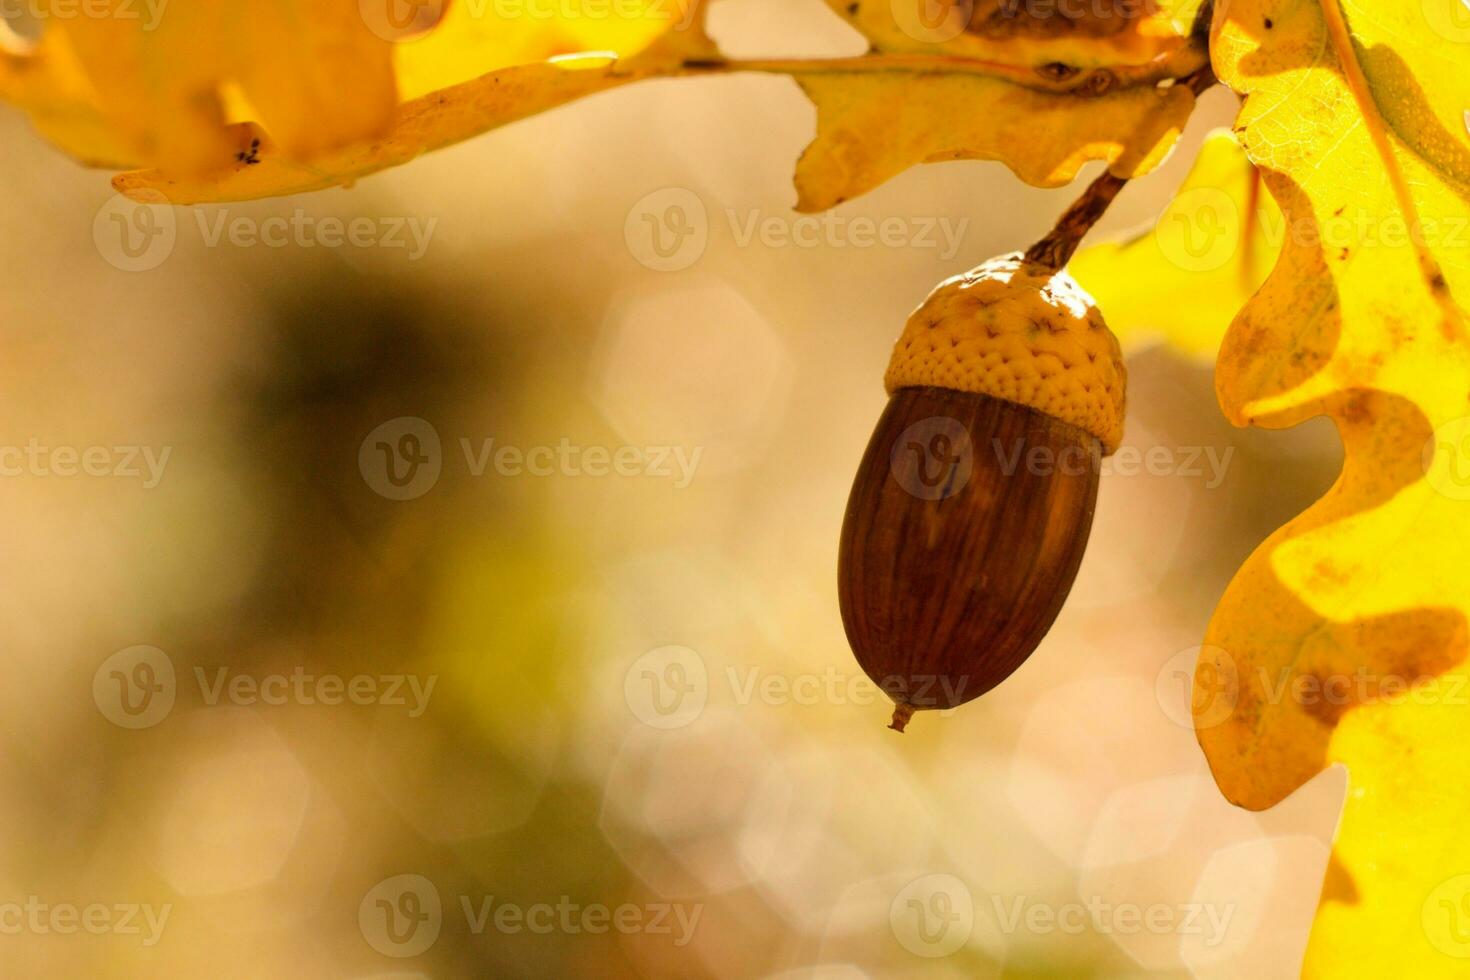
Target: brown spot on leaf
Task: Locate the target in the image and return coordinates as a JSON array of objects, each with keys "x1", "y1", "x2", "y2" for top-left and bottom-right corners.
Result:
[{"x1": 969, "y1": 0, "x2": 1149, "y2": 40}]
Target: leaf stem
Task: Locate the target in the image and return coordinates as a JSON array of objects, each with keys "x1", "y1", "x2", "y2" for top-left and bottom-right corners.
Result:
[{"x1": 1023, "y1": 170, "x2": 1130, "y2": 271}]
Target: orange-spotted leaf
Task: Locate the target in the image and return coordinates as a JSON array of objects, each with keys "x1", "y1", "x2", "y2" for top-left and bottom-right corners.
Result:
[{"x1": 1200, "y1": 1, "x2": 1470, "y2": 976}]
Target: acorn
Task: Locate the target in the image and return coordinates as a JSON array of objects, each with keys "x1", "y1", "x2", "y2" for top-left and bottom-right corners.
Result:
[{"x1": 839, "y1": 251, "x2": 1126, "y2": 731}]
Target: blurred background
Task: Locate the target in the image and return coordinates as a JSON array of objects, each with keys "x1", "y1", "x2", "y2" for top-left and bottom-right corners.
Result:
[{"x1": 0, "y1": 1, "x2": 1348, "y2": 976}]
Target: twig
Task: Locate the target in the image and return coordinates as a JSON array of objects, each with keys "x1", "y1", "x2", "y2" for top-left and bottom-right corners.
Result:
[{"x1": 1023, "y1": 66, "x2": 1219, "y2": 271}]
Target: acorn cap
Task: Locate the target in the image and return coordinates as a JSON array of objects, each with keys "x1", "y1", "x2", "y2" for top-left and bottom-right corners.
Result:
[{"x1": 884, "y1": 252, "x2": 1126, "y2": 454}]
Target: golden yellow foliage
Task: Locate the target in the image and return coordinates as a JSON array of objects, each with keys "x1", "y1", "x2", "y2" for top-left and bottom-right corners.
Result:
[
  {"x1": 0, "y1": 0, "x2": 707, "y2": 189},
  {"x1": 1197, "y1": 2, "x2": 1470, "y2": 976},
  {"x1": 111, "y1": 10, "x2": 715, "y2": 203},
  {"x1": 1069, "y1": 2, "x2": 1470, "y2": 964},
  {"x1": 791, "y1": 70, "x2": 1197, "y2": 212},
  {"x1": 1071, "y1": 131, "x2": 1279, "y2": 359},
  {"x1": 0, "y1": 0, "x2": 1466, "y2": 972},
  {"x1": 0, "y1": 0, "x2": 397, "y2": 173},
  {"x1": 791, "y1": 0, "x2": 1208, "y2": 210},
  {"x1": 0, "y1": 1, "x2": 1212, "y2": 208},
  {"x1": 390, "y1": 0, "x2": 690, "y2": 100},
  {"x1": 114, "y1": 57, "x2": 651, "y2": 205}
]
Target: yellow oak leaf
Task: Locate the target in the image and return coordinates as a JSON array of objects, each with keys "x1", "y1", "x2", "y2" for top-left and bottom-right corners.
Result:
[
  {"x1": 389, "y1": 0, "x2": 699, "y2": 101},
  {"x1": 790, "y1": 0, "x2": 1210, "y2": 210},
  {"x1": 790, "y1": 68, "x2": 1199, "y2": 211},
  {"x1": 1195, "y1": 1, "x2": 1470, "y2": 976},
  {"x1": 114, "y1": 56, "x2": 653, "y2": 204},
  {"x1": 825, "y1": 0, "x2": 1208, "y2": 75},
  {"x1": 107, "y1": 3, "x2": 717, "y2": 203},
  {"x1": 0, "y1": 25, "x2": 136, "y2": 169},
  {"x1": 113, "y1": 7, "x2": 717, "y2": 205},
  {"x1": 105, "y1": 0, "x2": 1208, "y2": 207},
  {"x1": 0, "y1": 0, "x2": 398, "y2": 174},
  {"x1": 0, "y1": 0, "x2": 706, "y2": 181},
  {"x1": 1070, "y1": 130, "x2": 1279, "y2": 359}
]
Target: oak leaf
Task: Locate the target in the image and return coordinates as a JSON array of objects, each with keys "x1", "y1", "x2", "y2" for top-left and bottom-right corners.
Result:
[
  {"x1": 1201, "y1": 2, "x2": 1469, "y2": 976},
  {"x1": 74, "y1": 2, "x2": 1210, "y2": 207},
  {"x1": 789, "y1": 67, "x2": 1199, "y2": 212},
  {"x1": 0, "y1": 0, "x2": 398, "y2": 173},
  {"x1": 0, "y1": 1, "x2": 710, "y2": 197},
  {"x1": 782, "y1": 0, "x2": 1211, "y2": 210}
]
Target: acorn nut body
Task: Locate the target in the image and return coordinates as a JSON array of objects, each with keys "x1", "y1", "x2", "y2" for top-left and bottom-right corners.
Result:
[{"x1": 838, "y1": 253, "x2": 1127, "y2": 731}]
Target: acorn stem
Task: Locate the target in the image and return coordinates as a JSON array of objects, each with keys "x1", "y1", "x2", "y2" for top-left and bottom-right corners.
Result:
[
  {"x1": 1023, "y1": 170, "x2": 1129, "y2": 271},
  {"x1": 889, "y1": 702, "x2": 917, "y2": 733},
  {"x1": 1023, "y1": 64, "x2": 1218, "y2": 272}
]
